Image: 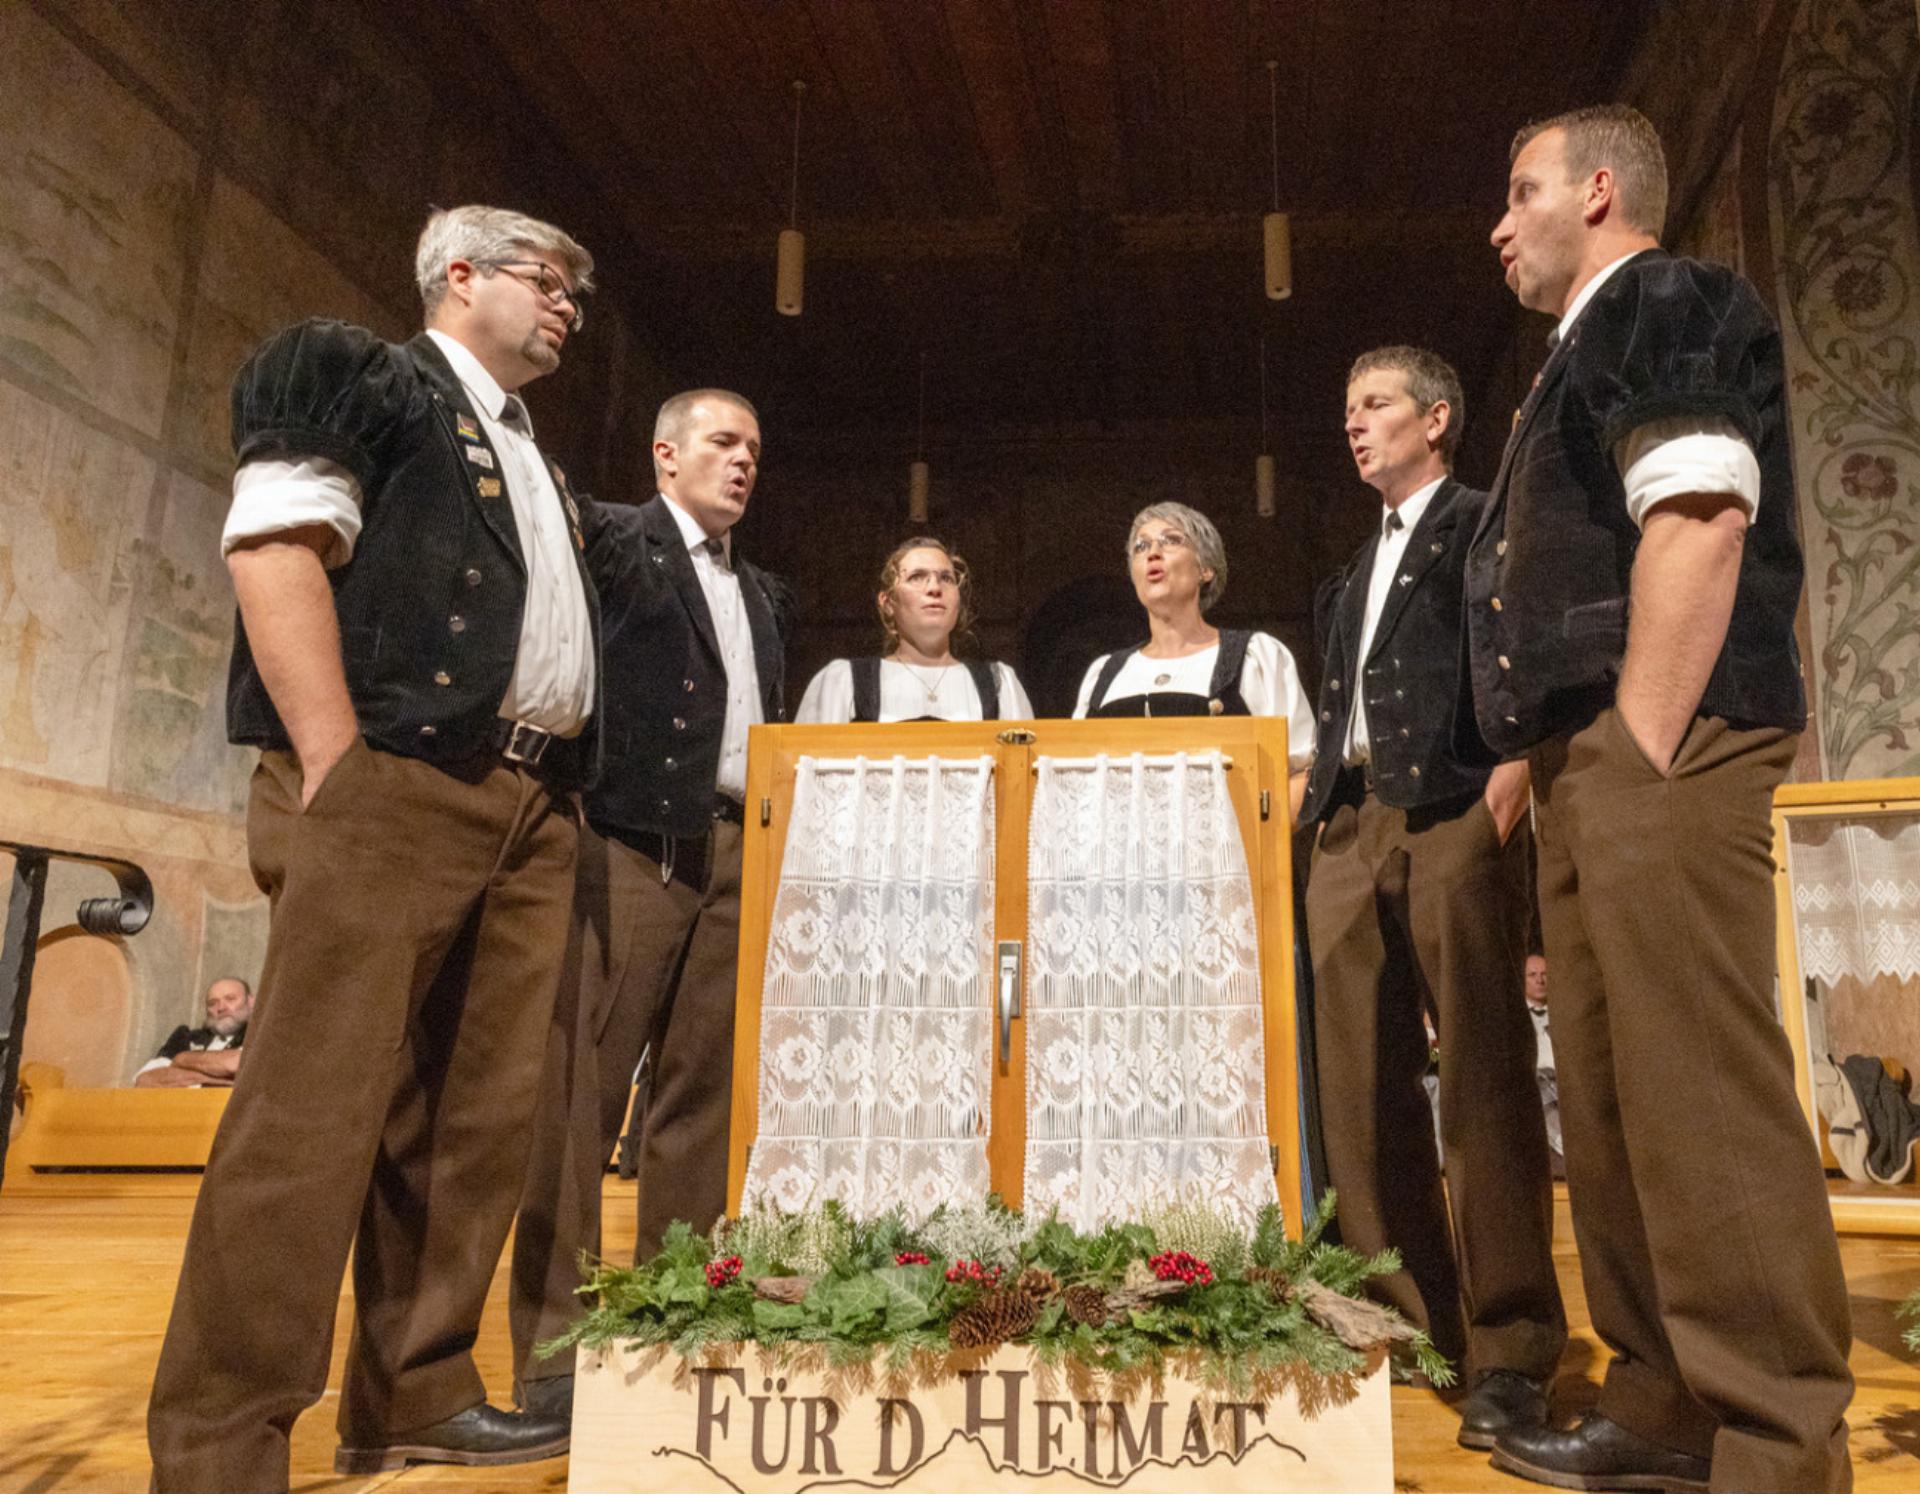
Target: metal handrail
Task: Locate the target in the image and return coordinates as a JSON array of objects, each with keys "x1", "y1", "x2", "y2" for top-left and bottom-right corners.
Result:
[{"x1": 0, "y1": 838, "x2": 155, "y2": 1185}]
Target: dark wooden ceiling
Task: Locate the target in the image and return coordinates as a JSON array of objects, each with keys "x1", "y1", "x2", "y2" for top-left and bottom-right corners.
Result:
[{"x1": 470, "y1": 0, "x2": 1654, "y2": 459}]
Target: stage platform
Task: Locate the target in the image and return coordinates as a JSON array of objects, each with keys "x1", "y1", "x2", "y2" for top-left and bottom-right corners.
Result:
[{"x1": 2, "y1": 1175, "x2": 1915, "y2": 1491}]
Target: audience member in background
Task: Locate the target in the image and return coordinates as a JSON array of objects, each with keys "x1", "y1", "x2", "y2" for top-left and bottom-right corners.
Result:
[
  {"x1": 1525, "y1": 953, "x2": 1564, "y2": 1173},
  {"x1": 134, "y1": 976, "x2": 253, "y2": 1088},
  {"x1": 796, "y1": 536, "x2": 1033, "y2": 722}
]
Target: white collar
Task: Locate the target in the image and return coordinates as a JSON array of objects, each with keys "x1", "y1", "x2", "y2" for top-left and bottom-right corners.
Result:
[
  {"x1": 660, "y1": 492, "x2": 732, "y2": 563},
  {"x1": 1382, "y1": 475, "x2": 1445, "y2": 537},
  {"x1": 425, "y1": 329, "x2": 513, "y2": 422},
  {"x1": 1555, "y1": 251, "x2": 1643, "y2": 345}
]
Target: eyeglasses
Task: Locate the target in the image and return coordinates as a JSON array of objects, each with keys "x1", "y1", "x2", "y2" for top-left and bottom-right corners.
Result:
[
  {"x1": 1130, "y1": 531, "x2": 1191, "y2": 557},
  {"x1": 478, "y1": 259, "x2": 586, "y2": 332},
  {"x1": 899, "y1": 567, "x2": 960, "y2": 591}
]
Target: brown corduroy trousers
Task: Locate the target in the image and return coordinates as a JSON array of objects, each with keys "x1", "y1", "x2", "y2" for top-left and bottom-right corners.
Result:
[
  {"x1": 1308, "y1": 780, "x2": 1567, "y2": 1383},
  {"x1": 510, "y1": 818, "x2": 744, "y2": 1386},
  {"x1": 1530, "y1": 707, "x2": 1853, "y2": 1492},
  {"x1": 147, "y1": 741, "x2": 578, "y2": 1491}
]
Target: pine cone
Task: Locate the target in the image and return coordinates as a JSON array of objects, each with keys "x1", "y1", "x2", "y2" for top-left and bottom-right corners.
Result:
[
  {"x1": 1245, "y1": 1265, "x2": 1293, "y2": 1302},
  {"x1": 950, "y1": 1288, "x2": 1039, "y2": 1349},
  {"x1": 1016, "y1": 1267, "x2": 1060, "y2": 1302},
  {"x1": 1063, "y1": 1284, "x2": 1110, "y2": 1326}
]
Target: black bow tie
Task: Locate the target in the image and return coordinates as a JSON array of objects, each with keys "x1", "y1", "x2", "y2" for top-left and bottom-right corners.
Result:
[
  {"x1": 1383, "y1": 508, "x2": 1405, "y2": 539},
  {"x1": 499, "y1": 395, "x2": 534, "y2": 437}
]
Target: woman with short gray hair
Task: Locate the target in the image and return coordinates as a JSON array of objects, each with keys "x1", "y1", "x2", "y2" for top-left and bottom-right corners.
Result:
[{"x1": 1074, "y1": 502, "x2": 1313, "y2": 773}]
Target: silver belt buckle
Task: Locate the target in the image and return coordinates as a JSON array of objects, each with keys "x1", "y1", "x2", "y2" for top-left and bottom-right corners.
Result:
[{"x1": 502, "y1": 719, "x2": 552, "y2": 766}]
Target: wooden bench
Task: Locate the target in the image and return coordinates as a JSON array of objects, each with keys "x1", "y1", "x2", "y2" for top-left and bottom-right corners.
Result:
[{"x1": 7, "y1": 1062, "x2": 229, "y2": 1175}]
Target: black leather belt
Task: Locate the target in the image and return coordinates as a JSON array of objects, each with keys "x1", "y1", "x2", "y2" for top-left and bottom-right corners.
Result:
[
  {"x1": 712, "y1": 796, "x2": 745, "y2": 826},
  {"x1": 492, "y1": 718, "x2": 554, "y2": 767}
]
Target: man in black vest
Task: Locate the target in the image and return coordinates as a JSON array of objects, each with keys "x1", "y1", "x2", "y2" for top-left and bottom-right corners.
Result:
[
  {"x1": 134, "y1": 975, "x2": 252, "y2": 1087},
  {"x1": 1302, "y1": 346, "x2": 1564, "y2": 1451},
  {"x1": 1472, "y1": 106, "x2": 1853, "y2": 1492},
  {"x1": 510, "y1": 389, "x2": 792, "y2": 1418},
  {"x1": 149, "y1": 207, "x2": 601, "y2": 1488}
]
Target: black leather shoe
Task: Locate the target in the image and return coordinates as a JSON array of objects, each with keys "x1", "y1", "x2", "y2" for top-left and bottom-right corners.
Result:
[
  {"x1": 516, "y1": 1374, "x2": 575, "y2": 1421},
  {"x1": 1458, "y1": 1368, "x2": 1549, "y2": 1450},
  {"x1": 334, "y1": 1402, "x2": 570, "y2": 1474},
  {"x1": 1491, "y1": 1413, "x2": 1710, "y2": 1491}
]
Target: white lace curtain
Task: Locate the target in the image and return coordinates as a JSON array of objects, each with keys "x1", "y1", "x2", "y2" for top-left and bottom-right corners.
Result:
[
  {"x1": 741, "y1": 754, "x2": 996, "y2": 1220},
  {"x1": 1024, "y1": 751, "x2": 1278, "y2": 1228},
  {"x1": 1786, "y1": 813, "x2": 1920, "y2": 984}
]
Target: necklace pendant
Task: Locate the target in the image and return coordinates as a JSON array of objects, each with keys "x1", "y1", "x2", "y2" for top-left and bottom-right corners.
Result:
[{"x1": 1153, "y1": 672, "x2": 1172, "y2": 686}]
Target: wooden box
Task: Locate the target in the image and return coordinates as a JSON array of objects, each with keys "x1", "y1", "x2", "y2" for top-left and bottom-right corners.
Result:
[{"x1": 568, "y1": 1342, "x2": 1391, "y2": 1492}]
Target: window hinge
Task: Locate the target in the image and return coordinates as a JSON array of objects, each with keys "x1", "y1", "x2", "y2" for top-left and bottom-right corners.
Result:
[{"x1": 759, "y1": 797, "x2": 771, "y2": 827}]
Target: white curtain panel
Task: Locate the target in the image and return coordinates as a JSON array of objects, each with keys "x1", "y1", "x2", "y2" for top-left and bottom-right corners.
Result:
[
  {"x1": 1024, "y1": 750, "x2": 1278, "y2": 1228},
  {"x1": 1787, "y1": 813, "x2": 1920, "y2": 984},
  {"x1": 742, "y1": 754, "x2": 996, "y2": 1220}
]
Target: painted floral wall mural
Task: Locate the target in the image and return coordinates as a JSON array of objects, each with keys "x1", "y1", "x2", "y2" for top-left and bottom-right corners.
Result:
[{"x1": 1771, "y1": 0, "x2": 1920, "y2": 778}]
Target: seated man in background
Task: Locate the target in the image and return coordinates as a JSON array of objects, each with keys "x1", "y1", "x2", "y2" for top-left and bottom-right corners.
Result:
[
  {"x1": 1525, "y1": 953, "x2": 1564, "y2": 1175},
  {"x1": 133, "y1": 976, "x2": 253, "y2": 1088}
]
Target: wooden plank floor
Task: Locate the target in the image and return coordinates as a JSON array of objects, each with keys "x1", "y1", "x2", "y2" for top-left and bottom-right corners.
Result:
[{"x1": 2, "y1": 1175, "x2": 1916, "y2": 1491}]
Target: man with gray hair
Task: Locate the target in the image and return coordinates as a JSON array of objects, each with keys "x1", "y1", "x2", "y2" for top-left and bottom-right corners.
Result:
[
  {"x1": 149, "y1": 205, "x2": 600, "y2": 1487},
  {"x1": 1300, "y1": 345, "x2": 1563, "y2": 1453}
]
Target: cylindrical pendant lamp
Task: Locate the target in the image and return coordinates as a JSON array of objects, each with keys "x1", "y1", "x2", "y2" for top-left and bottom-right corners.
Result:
[
  {"x1": 1255, "y1": 453, "x2": 1276, "y2": 517},
  {"x1": 1263, "y1": 212, "x2": 1292, "y2": 301},
  {"x1": 776, "y1": 81, "x2": 806, "y2": 317},
  {"x1": 908, "y1": 460, "x2": 931, "y2": 522},
  {"x1": 776, "y1": 229, "x2": 805, "y2": 317}
]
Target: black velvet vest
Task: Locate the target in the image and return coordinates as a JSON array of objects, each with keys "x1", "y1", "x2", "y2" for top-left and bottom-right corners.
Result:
[
  {"x1": 1465, "y1": 251, "x2": 1806, "y2": 756},
  {"x1": 578, "y1": 496, "x2": 793, "y2": 842},
  {"x1": 224, "y1": 321, "x2": 602, "y2": 788},
  {"x1": 1299, "y1": 480, "x2": 1494, "y2": 825}
]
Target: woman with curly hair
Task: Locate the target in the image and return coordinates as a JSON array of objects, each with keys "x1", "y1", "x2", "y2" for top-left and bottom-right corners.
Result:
[{"x1": 796, "y1": 535, "x2": 1033, "y2": 722}]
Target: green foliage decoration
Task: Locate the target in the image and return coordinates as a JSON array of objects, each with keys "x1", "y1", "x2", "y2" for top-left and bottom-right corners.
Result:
[{"x1": 544, "y1": 1191, "x2": 1452, "y2": 1388}]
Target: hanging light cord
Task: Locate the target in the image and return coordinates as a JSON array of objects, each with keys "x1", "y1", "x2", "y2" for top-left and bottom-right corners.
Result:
[
  {"x1": 1267, "y1": 60, "x2": 1280, "y2": 213},
  {"x1": 788, "y1": 81, "x2": 805, "y2": 230},
  {"x1": 1259, "y1": 332, "x2": 1269, "y2": 450},
  {"x1": 916, "y1": 351, "x2": 928, "y2": 462}
]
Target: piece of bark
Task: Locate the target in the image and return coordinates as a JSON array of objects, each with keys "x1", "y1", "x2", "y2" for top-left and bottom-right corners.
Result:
[
  {"x1": 753, "y1": 1275, "x2": 815, "y2": 1304},
  {"x1": 1293, "y1": 1279, "x2": 1417, "y2": 1351}
]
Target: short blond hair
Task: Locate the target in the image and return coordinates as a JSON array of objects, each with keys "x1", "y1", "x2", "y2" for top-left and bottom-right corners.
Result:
[
  {"x1": 1512, "y1": 104, "x2": 1668, "y2": 237},
  {"x1": 415, "y1": 205, "x2": 595, "y2": 316}
]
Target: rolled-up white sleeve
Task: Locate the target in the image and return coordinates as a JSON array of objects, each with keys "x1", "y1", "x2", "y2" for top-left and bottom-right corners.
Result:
[
  {"x1": 1614, "y1": 416, "x2": 1759, "y2": 530},
  {"x1": 222, "y1": 456, "x2": 364, "y2": 569},
  {"x1": 995, "y1": 663, "x2": 1035, "y2": 721},
  {"x1": 794, "y1": 660, "x2": 854, "y2": 724},
  {"x1": 1072, "y1": 656, "x2": 1109, "y2": 719},
  {"x1": 1243, "y1": 632, "x2": 1316, "y2": 770}
]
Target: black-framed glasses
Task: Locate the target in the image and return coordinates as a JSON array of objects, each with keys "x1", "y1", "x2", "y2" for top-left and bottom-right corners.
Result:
[{"x1": 477, "y1": 259, "x2": 586, "y2": 332}]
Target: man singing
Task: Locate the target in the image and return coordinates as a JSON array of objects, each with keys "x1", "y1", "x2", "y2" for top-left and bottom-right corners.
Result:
[
  {"x1": 1301, "y1": 345, "x2": 1564, "y2": 1453},
  {"x1": 149, "y1": 206, "x2": 599, "y2": 1487},
  {"x1": 510, "y1": 390, "x2": 793, "y2": 1419},
  {"x1": 1472, "y1": 105, "x2": 1853, "y2": 1492}
]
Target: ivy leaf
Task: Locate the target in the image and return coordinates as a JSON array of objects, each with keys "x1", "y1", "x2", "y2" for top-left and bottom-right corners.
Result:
[
  {"x1": 818, "y1": 1272, "x2": 892, "y2": 1336},
  {"x1": 752, "y1": 1299, "x2": 808, "y2": 1332}
]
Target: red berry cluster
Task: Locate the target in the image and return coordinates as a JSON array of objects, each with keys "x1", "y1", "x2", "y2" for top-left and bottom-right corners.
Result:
[
  {"x1": 705, "y1": 1254, "x2": 743, "y2": 1288},
  {"x1": 1148, "y1": 1250, "x2": 1214, "y2": 1286},
  {"x1": 944, "y1": 1258, "x2": 1003, "y2": 1286},
  {"x1": 894, "y1": 1251, "x2": 931, "y2": 1266}
]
